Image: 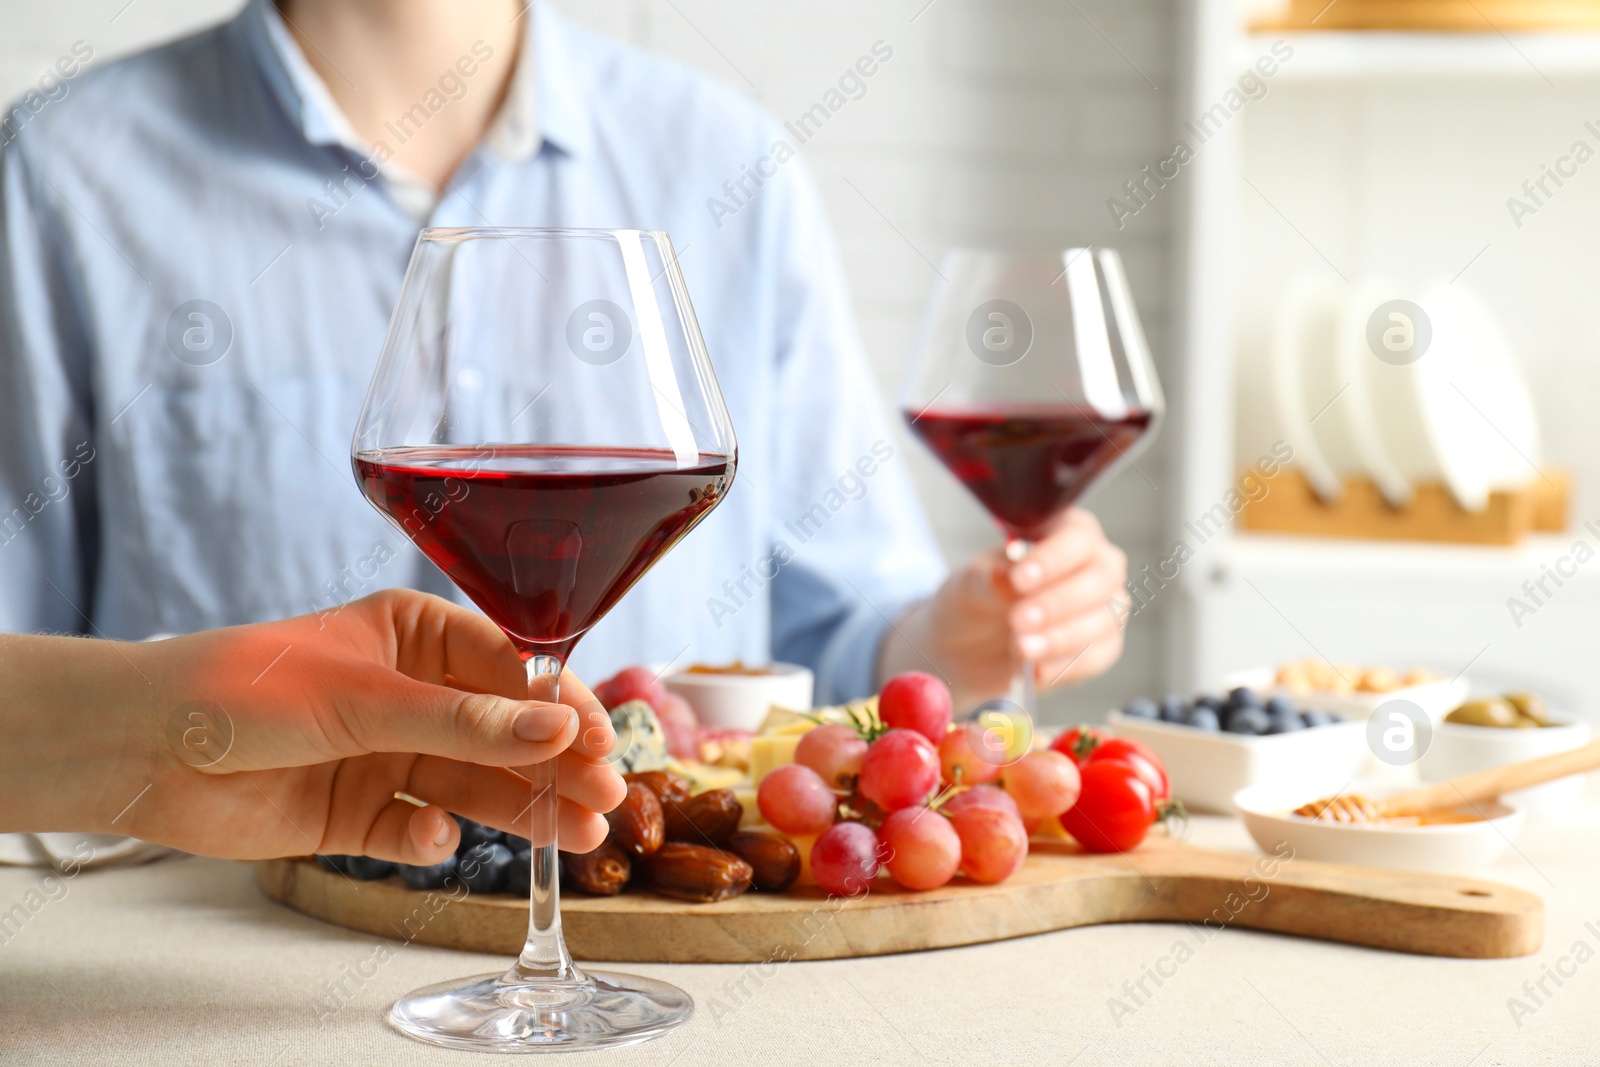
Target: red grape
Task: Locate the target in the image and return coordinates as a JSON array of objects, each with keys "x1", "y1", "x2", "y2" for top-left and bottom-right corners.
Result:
[
  {"x1": 795, "y1": 723, "x2": 868, "y2": 789},
  {"x1": 810, "y1": 821, "x2": 880, "y2": 895},
  {"x1": 878, "y1": 807, "x2": 961, "y2": 890},
  {"x1": 757, "y1": 764, "x2": 837, "y2": 835},
  {"x1": 949, "y1": 805, "x2": 1028, "y2": 884},
  {"x1": 858, "y1": 729, "x2": 940, "y2": 812},
  {"x1": 1001, "y1": 751, "x2": 1081, "y2": 819},
  {"x1": 878, "y1": 671, "x2": 953, "y2": 743},
  {"x1": 594, "y1": 666, "x2": 667, "y2": 714},
  {"x1": 1060, "y1": 761, "x2": 1156, "y2": 853},
  {"x1": 937, "y1": 723, "x2": 1002, "y2": 787},
  {"x1": 939, "y1": 784, "x2": 1020, "y2": 822},
  {"x1": 656, "y1": 692, "x2": 699, "y2": 759}
]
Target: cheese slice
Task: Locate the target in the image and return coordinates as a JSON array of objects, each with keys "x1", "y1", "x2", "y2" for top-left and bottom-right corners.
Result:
[
  {"x1": 749, "y1": 732, "x2": 806, "y2": 785},
  {"x1": 665, "y1": 759, "x2": 745, "y2": 795},
  {"x1": 734, "y1": 787, "x2": 762, "y2": 827},
  {"x1": 785, "y1": 831, "x2": 819, "y2": 887}
]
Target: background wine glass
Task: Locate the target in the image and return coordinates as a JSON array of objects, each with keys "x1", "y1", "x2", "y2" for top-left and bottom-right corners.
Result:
[
  {"x1": 900, "y1": 248, "x2": 1162, "y2": 715},
  {"x1": 352, "y1": 227, "x2": 736, "y2": 1052}
]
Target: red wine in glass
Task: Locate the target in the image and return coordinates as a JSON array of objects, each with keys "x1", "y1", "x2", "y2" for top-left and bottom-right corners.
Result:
[
  {"x1": 899, "y1": 248, "x2": 1163, "y2": 714},
  {"x1": 906, "y1": 405, "x2": 1151, "y2": 543},
  {"x1": 355, "y1": 445, "x2": 731, "y2": 659},
  {"x1": 354, "y1": 228, "x2": 737, "y2": 1051}
]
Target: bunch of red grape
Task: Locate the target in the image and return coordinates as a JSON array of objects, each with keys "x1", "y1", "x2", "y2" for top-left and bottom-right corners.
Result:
[{"x1": 758, "y1": 672, "x2": 1096, "y2": 895}]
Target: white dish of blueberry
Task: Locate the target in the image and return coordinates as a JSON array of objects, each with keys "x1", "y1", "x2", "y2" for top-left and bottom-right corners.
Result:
[
  {"x1": 1119, "y1": 687, "x2": 1345, "y2": 735},
  {"x1": 1106, "y1": 687, "x2": 1369, "y2": 813}
]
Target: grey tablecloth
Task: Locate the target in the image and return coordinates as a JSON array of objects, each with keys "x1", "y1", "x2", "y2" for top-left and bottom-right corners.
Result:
[{"x1": 2, "y1": 809, "x2": 1596, "y2": 1066}]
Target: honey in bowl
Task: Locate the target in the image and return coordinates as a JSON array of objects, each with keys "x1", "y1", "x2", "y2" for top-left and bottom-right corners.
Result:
[{"x1": 683, "y1": 662, "x2": 781, "y2": 676}]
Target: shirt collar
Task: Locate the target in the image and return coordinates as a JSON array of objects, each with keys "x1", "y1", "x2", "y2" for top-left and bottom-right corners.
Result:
[{"x1": 236, "y1": 0, "x2": 590, "y2": 163}]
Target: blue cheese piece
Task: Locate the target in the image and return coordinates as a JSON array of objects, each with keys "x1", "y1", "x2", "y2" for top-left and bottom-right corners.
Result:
[{"x1": 608, "y1": 700, "x2": 669, "y2": 773}]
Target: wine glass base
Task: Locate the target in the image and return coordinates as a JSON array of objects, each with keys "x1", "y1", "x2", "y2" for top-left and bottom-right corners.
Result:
[{"x1": 388, "y1": 970, "x2": 693, "y2": 1054}]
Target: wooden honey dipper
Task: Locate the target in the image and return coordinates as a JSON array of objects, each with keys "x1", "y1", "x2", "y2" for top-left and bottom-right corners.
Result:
[{"x1": 1295, "y1": 738, "x2": 1600, "y2": 823}]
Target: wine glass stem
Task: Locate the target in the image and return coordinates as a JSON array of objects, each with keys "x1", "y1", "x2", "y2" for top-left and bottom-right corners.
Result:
[
  {"x1": 1005, "y1": 538, "x2": 1036, "y2": 716},
  {"x1": 505, "y1": 653, "x2": 584, "y2": 987}
]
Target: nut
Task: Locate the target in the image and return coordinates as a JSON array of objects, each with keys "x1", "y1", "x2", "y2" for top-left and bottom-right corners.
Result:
[
  {"x1": 643, "y1": 841, "x2": 753, "y2": 903},
  {"x1": 662, "y1": 788, "x2": 743, "y2": 845},
  {"x1": 726, "y1": 831, "x2": 801, "y2": 892},
  {"x1": 606, "y1": 782, "x2": 665, "y2": 856}
]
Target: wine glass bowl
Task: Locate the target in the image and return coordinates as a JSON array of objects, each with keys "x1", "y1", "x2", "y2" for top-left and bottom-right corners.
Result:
[
  {"x1": 901, "y1": 247, "x2": 1162, "y2": 709},
  {"x1": 352, "y1": 228, "x2": 734, "y2": 1052}
]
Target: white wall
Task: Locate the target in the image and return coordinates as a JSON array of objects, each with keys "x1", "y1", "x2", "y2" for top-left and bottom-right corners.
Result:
[{"x1": 1, "y1": 0, "x2": 1184, "y2": 724}]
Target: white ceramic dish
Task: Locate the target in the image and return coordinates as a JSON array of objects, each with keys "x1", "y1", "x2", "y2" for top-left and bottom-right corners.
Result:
[
  {"x1": 1419, "y1": 716, "x2": 1590, "y2": 818},
  {"x1": 1234, "y1": 779, "x2": 1524, "y2": 876},
  {"x1": 663, "y1": 664, "x2": 813, "y2": 732},
  {"x1": 1105, "y1": 709, "x2": 1368, "y2": 814},
  {"x1": 1223, "y1": 667, "x2": 1468, "y2": 723},
  {"x1": 1269, "y1": 275, "x2": 1346, "y2": 501}
]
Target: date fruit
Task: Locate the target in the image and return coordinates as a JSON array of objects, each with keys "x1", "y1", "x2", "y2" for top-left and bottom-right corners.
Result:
[
  {"x1": 623, "y1": 770, "x2": 693, "y2": 810},
  {"x1": 561, "y1": 841, "x2": 631, "y2": 896},
  {"x1": 606, "y1": 781, "x2": 665, "y2": 856},
  {"x1": 643, "y1": 842, "x2": 753, "y2": 903},
  {"x1": 662, "y1": 788, "x2": 743, "y2": 845},
  {"x1": 726, "y1": 831, "x2": 801, "y2": 892}
]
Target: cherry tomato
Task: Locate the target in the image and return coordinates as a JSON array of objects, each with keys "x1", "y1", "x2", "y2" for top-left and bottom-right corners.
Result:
[
  {"x1": 1048, "y1": 725, "x2": 1109, "y2": 765},
  {"x1": 1085, "y1": 737, "x2": 1170, "y2": 802},
  {"x1": 1059, "y1": 761, "x2": 1156, "y2": 853}
]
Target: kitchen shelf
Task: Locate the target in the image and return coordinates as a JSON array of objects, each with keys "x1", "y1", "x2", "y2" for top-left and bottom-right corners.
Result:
[
  {"x1": 1239, "y1": 31, "x2": 1600, "y2": 79},
  {"x1": 1212, "y1": 532, "x2": 1600, "y2": 598}
]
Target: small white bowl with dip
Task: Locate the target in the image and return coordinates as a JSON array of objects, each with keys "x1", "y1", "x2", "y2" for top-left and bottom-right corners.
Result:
[
  {"x1": 664, "y1": 663, "x2": 814, "y2": 732},
  {"x1": 1234, "y1": 779, "x2": 1524, "y2": 876}
]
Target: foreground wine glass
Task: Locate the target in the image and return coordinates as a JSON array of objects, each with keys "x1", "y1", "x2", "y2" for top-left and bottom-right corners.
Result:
[
  {"x1": 900, "y1": 248, "x2": 1162, "y2": 714},
  {"x1": 352, "y1": 228, "x2": 736, "y2": 1052}
]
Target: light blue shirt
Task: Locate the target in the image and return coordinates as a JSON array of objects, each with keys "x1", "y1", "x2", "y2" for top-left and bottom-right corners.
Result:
[{"x1": 0, "y1": 0, "x2": 945, "y2": 702}]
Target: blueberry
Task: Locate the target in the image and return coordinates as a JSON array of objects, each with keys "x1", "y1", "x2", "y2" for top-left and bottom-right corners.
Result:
[
  {"x1": 1224, "y1": 707, "x2": 1271, "y2": 735},
  {"x1": 1302, "y1": 710, "x2": 1339, "y2": 727},
  {"x1": 1124, "y1": 697, "x2": 1159, "y2": 719},
  {"x1": 455, "y1": 816, "x2": 503, "y2": 851},
  {"x1": 1185, "y1": 706, "x2": 1221, "y2": 731},
  {"x1": 1265, "y1": 711, "x2": 1304, "y2": 734},
  {"x1": 399, "y1": 853, "x2": 458, "y2": 891},
  {"x1": 317, "y1": 854, "x2": 352, "y2": 874},
  {"x1": 1228, "y1": 687, "x2": 1264, "y2": 710},
  {"x1": 1160, "y1": 693, "x2": 1187, "y2": 719},
  {"x1": 506, "y1": 848, "x2": 532, "y2": 896},
  {"x1": 459, "y1": 842, "x2": 514, "y2": 894},
  {"x1": 345, "y1": 856, "x2": 396, "y2": 881},
  {"x1": 1196, "y1": 694, "x2": 1226, "y2": 712},
  {"x1": 1265, "y1": 695, "x2": 1297, "y2": 719}
]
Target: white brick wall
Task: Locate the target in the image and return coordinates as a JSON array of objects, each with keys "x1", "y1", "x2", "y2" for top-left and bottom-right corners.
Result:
[{"x1": 1, "y1": 0, "x2": 1183, "y2": 722}]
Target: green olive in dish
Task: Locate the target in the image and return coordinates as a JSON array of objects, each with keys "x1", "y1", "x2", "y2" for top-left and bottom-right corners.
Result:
[{"x1": 1444, "y1": 699, "x2": 1520, "y2": 728}]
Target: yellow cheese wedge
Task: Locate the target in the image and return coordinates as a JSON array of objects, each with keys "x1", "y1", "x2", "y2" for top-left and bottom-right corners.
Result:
[
  {"x1": 749, "y1": 732, "x2": 806, "y2": 785},
  {"x1": 1032, "y1": 813, "x2": 1070, "y2": 841},
  {"x1": 734, "y1": 786, "x2": 761, "y2": 827},
  {"x1": 665, "y1": 759, "x2": 745, "y2": 795},
  {"x1": 785, "y1": 831, "x2": 819, "y2": 887}
]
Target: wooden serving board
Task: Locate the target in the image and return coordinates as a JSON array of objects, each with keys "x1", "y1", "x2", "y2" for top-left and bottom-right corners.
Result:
[{"x1": 257, "y1": 837, "x2": 1542, "y2": 962}]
